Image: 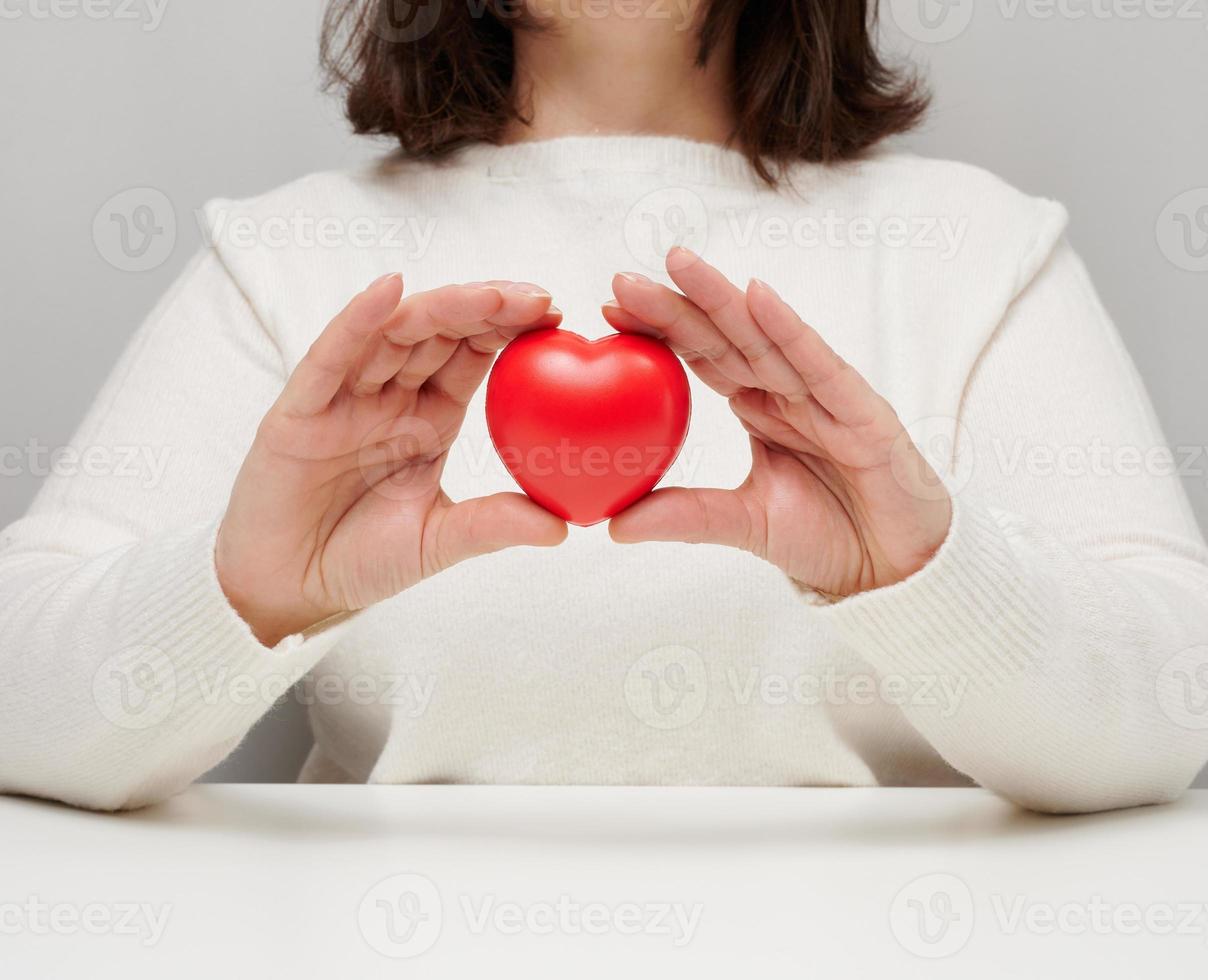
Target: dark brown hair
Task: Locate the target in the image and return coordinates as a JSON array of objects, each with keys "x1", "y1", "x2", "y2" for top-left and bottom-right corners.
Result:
[{"x1": 321, "y1": 1, "x2": 927, "y2": 184}]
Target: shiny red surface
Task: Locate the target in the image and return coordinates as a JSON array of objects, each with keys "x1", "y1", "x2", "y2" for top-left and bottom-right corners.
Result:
[{"x1": 486, "y1": 329, "x2": 691, "y2": 526}]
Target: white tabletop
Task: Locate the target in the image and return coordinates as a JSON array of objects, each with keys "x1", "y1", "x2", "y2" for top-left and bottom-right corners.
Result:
[{"x1": 1, "y1": 786, "x2": 1205, "y2": 978}]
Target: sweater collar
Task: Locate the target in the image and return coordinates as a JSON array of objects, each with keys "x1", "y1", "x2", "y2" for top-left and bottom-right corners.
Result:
[{"x1": 449, "y1": 134, "x2": 766, "y2": 187}]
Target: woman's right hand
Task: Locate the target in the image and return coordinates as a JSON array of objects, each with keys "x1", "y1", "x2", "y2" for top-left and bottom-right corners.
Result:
[{"x1": 215, "y1": 273, "x2": 567, "y2": 646}]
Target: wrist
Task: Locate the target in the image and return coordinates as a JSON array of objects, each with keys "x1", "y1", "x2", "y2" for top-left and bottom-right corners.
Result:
[
  {"x1": 888, "y1": 497, "x2": 955, "y2": 588},
  {"x1": 799, "y1": 498, "x2": 953, "y2": 601},
  {"x1": 214, "y1": 523, "x2": 340, "y2": 648}
]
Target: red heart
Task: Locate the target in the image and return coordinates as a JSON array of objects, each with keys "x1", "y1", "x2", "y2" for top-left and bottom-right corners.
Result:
[{"x1": 486, "y1": 328, "x2": 691, "y2": 527}]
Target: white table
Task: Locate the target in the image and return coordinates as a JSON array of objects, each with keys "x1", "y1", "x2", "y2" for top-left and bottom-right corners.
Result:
[{"x1": 1, "y1": 786, "x2": 1205, "y2": 978}]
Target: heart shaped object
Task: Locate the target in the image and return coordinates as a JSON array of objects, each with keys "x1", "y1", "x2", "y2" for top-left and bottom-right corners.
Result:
[{"x1": 486, "y1": 328, "x2": 691, "y2": 527}]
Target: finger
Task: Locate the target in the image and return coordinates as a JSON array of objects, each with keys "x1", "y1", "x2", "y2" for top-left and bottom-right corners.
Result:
[
  {"x1": 746, "y1": 280, "x2": 888, "y2": 428},
  {"x1": 368, "y1": 340, "x2": 520, "y2": 481},
  {"x1": 354, "y1": 283, "x2": 559, "y2": 396},
  {"x1": 440, "y1": 281, "x2": 562, "y2": 352},
  {"x1": 404, "y1": 341, "x2": 512, "y2": 451},
  {"x1": 728, "y1": 389, "x2": 820, "y2": 455},
  {"x1": 665, "y1": 247, "x2": 806, "y2": 398},
  {"x1": 394, "y1": 336, "x2": 459, "y2": 392},
  {"x1": 609, "y1": 486, "x2": 759, "y2": 553},
  {"x1": 279, "y1": 273, "x2": 404, "y2": 416},
  {"x1": 354, "y1": 414, "x2": 448, "y2": 490},
  {"x1": 358, "y1": 341, "x2": 500, "y2": 488},
  {"x1": 421, "y1": 340, "x2": 495, "y2": 409},
  {"x1": 610, "y1": 272, "x2": 760, "y2": 387},
  {"x1": 352, "y1": 283, "x2": 500, "y2": 396},
  {"x1": 426, "y1": 492, "x2": 569, "y2": 576},
  {"x1": 386, "y1": 281, "x2": 558, "y2": 348},
  {"x1": 601, "y1": 301, "x2": 743, "y2": 397},
  {"x1": 471, "y1": 282, "x2": 564, "y2": 351}
]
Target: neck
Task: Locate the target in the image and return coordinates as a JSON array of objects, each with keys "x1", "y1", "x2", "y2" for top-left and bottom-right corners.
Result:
[{"x1": 505, "y1": 6, "x2": 735, "y2": 146}]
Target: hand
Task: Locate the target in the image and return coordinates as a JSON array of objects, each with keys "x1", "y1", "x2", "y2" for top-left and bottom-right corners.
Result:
[
  {"x1": 216, "y1": 274, "x2": 568, "y2": 645},
  {"x1": 603, "y1": 248, "x2": 952, "y2": 599}
]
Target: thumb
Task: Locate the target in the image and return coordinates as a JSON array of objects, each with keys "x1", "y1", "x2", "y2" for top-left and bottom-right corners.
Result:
[
  {"x1": 429, "y1": 492, "x2": 568, "y2": 573},
  {"x1": 608, "y1": 487, "x2": 757, "y2": 552}
]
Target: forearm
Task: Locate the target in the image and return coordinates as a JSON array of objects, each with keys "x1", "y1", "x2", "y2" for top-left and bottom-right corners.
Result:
[
  {"x1": 0, "y1": 520, "x2": 346, "y2": 810},
  {"x1": 817, "y1": 493, "x2": 1208, "y2": 813}
]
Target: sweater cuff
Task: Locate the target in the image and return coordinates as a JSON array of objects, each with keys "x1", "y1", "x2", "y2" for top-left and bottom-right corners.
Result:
[
  {"x1": 810, "y1": 495, "x2": 1061, "y2": 691},
  {"x1": 99, "y1": 519, "x2": 353, "y2": 743}
]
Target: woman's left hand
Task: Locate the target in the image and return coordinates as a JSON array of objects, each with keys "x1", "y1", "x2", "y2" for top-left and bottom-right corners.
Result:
[{"x1": 603, "y1": 247, "x2": 953, "y2": 599}]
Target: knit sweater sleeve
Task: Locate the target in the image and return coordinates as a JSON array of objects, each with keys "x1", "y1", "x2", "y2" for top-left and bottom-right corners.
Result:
[
  {"x1": 0, "y1": 250, "x2": 350, "y2": 811},
  {"x1": 816, "y1": 237, "x2": 1208, "y2": 813}
]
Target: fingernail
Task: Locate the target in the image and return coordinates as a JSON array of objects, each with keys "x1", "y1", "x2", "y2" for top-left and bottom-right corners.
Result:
[
  {"x1": 506, "y1": 282, "x2": 551, "y2": 298},
  {"x1": 547, "y1": 305, "x2": 562, "y2": 316},
  {"x1": 750, "y1": 278, "x2": 779, "y2": 298},
  {"x1": 618, "y1": 272, "x2": 650, "y2": 284},
  {"x1": 370, "y1": 272, "x2": 402, "y2": 288},
  {"x1": 601, "y1": 298, "x2": 620, "y2": 308},
  {"x1": 666, "y1": 246, "x2": 699, "y2": 271}
]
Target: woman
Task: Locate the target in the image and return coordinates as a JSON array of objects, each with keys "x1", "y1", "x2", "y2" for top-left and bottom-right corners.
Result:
[{"x1": 1, "y1": 0, "x2": 1205, "y2": 813}]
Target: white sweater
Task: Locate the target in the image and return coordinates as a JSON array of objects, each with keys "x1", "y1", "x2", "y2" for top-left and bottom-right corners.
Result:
[{"x1": 2, "y1": 136, "x2": 1206, "y2": 814}]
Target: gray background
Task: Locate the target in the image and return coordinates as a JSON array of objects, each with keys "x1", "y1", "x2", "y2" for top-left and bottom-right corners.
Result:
[{"x1": 0, "y1": 1, "x2": 1204, "y2": 785}]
